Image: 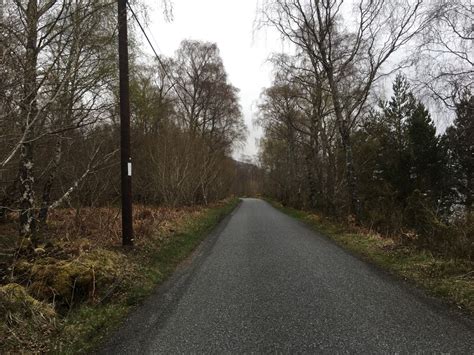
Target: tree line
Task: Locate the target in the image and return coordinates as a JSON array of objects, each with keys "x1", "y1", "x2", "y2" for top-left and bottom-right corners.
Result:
[
  {"x1": 0, "y1": 0, "x2": 247, "y2": 245},
  {"x1": 256, "y1": 0, "x2": 473, "y2": 257}
]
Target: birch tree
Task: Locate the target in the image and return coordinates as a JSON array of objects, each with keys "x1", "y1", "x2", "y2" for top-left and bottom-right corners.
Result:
[
  {"x1": 259, "y1": 0, "x2": 426, "y2": 220},
  {"x1": 415, "y1": 0, "x2": 473, "y2": 108},
  {"x1": 0, "y1": 0, "x2": 117, "y2": 241}
]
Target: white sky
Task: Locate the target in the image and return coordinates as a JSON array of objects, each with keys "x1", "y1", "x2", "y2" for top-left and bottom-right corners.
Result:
[
  {"x1": 141, "y1": 0, "x2": 285, "y2": 161},
  {"x1": 138, "y1": 0, "x2": 454, "y2": 162}
]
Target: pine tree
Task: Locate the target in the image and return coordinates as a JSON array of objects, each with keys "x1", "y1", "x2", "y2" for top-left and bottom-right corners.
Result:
[
  {"x1": 377, "y1": 74, "x2": 416, "y2": 202},
  {"x1": 407, "y1": 102, "x2": 446, "y2": 206},
  {"x1": 445, "y1": 92, "x2": 474, "y2": 216},
  {"x1": 383, "y1": 74, "x2": 416, "y2": 152},
  {"x1": 377, "y1": 74, "x2": 447, "y2": 212}
]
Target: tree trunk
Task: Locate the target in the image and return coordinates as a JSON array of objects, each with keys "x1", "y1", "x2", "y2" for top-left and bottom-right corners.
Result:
[
  {"x1": 287, "y1": 119, "x2": 298, "y2": 206},
  {"x1": 19, "y1": 143, "x2": 36, "y2": 238},
  {"x1": 18, "y1": 0, "x2": 39, "y2": 239},
  {"x1": 340, "y1": 127, "x2": 361, "y2": 221},
  {"x1": 306, "y1": 120, "x2": 319, "y2": 210},
  {"x1": 326, "y1": 72, "x2": 362, "y2": 221},
  {"x1": 38, "y1": 140, "x2": 62, "y2": 227},
  {"x1": 466, "y1": 170, "x2": 473, "y2": 222},
  {"x1": 305, "y1": 150, "x2": 318, "y2": 209}
]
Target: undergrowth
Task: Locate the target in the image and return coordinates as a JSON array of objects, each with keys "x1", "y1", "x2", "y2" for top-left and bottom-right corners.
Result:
[
  {"x1": 0, "y1": 198, "x2": 239, "y2": 353},
  {"x1": 270, "y1": 200, "x2": 474, "y2": 314}
]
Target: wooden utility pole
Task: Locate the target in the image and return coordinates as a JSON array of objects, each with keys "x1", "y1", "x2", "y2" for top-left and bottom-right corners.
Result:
[{"x1": 118, "y1": 0, "x2": 133, "y2": 246}]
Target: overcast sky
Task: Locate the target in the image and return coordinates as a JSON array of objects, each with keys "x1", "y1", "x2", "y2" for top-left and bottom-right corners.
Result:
[
  {"x1": 136, "y1": 0, "x2": 455, "y2": 162},
  {"x1": 140, "y1": 0, "x2": 285, "y2": 161}
]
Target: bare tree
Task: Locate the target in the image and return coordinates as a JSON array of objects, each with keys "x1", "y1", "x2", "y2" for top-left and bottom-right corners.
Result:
[
  {"x1": 0, "y1": 0, "x2": 117, "y2": 241},
  {"x1": 170, "y1": 40, "x2": 246, "y2": 203},
  {"x1": 414, "y1": 0, "x2": 473, "y2": 108},
  {"x1": 259, "y1": 0, "x2": 426, "y2": 220}
]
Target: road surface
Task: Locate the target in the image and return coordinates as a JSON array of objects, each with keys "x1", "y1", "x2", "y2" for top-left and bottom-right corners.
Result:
[{"x1": 101, "y1": 198, "x2": 473, "y2": 353}]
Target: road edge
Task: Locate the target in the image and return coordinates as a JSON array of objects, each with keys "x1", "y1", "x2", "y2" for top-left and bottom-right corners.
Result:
[
  {"x1": 96, "y1": 199, "x2": 243, "y2": 354},
  {"x1": 265, "y1": 199, "x2": 474, "y2": 326}
]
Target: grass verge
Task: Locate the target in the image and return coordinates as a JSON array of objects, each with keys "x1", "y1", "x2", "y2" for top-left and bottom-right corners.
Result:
[
  {"x1": 1, "y1": 198, "x2": 239, "y2": 354},
  {"x1": 58, "y1": 197, "x2": 240, "y2": 353},
  {"x1": 269, "y1": 200, "x2": 474, "y2": 314}
]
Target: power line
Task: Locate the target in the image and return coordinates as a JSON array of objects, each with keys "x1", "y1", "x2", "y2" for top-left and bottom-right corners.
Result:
[{"x1": 126, "y1": 0, "x2": 172, "y2": 80}]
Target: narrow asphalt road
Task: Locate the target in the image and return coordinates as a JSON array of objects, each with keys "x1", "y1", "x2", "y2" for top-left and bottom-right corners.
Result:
[{"x1": 101, "y1": 198, "x2": 473, "y2": 353}]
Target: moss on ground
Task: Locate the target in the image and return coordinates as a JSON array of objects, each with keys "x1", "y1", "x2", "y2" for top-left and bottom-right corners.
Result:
[
  {"x1": 1, "y1": 198, "x2": 239, "y2": 354},
  {"x1": 53, "y1": 198, "x2": 239, "y2": 353},
  {"x1": 1, "y1": 283, "x2": 57, "y2": 352},
  {"x1": 270, "y1": 200, "x2": 474, "y2": 314}
]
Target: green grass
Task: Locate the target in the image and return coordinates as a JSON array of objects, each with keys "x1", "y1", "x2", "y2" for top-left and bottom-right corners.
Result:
[
  {"x1": 53, "y1": 198, "x2": 240, "y2": 354},
  {"x1": 269, "y1": 200, "x2": 474, "y2": 314}
]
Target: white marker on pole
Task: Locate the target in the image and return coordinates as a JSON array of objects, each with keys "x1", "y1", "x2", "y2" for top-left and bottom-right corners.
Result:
[{"x1": 128, "y1": 162, "x2": 132, "y2": 176}]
